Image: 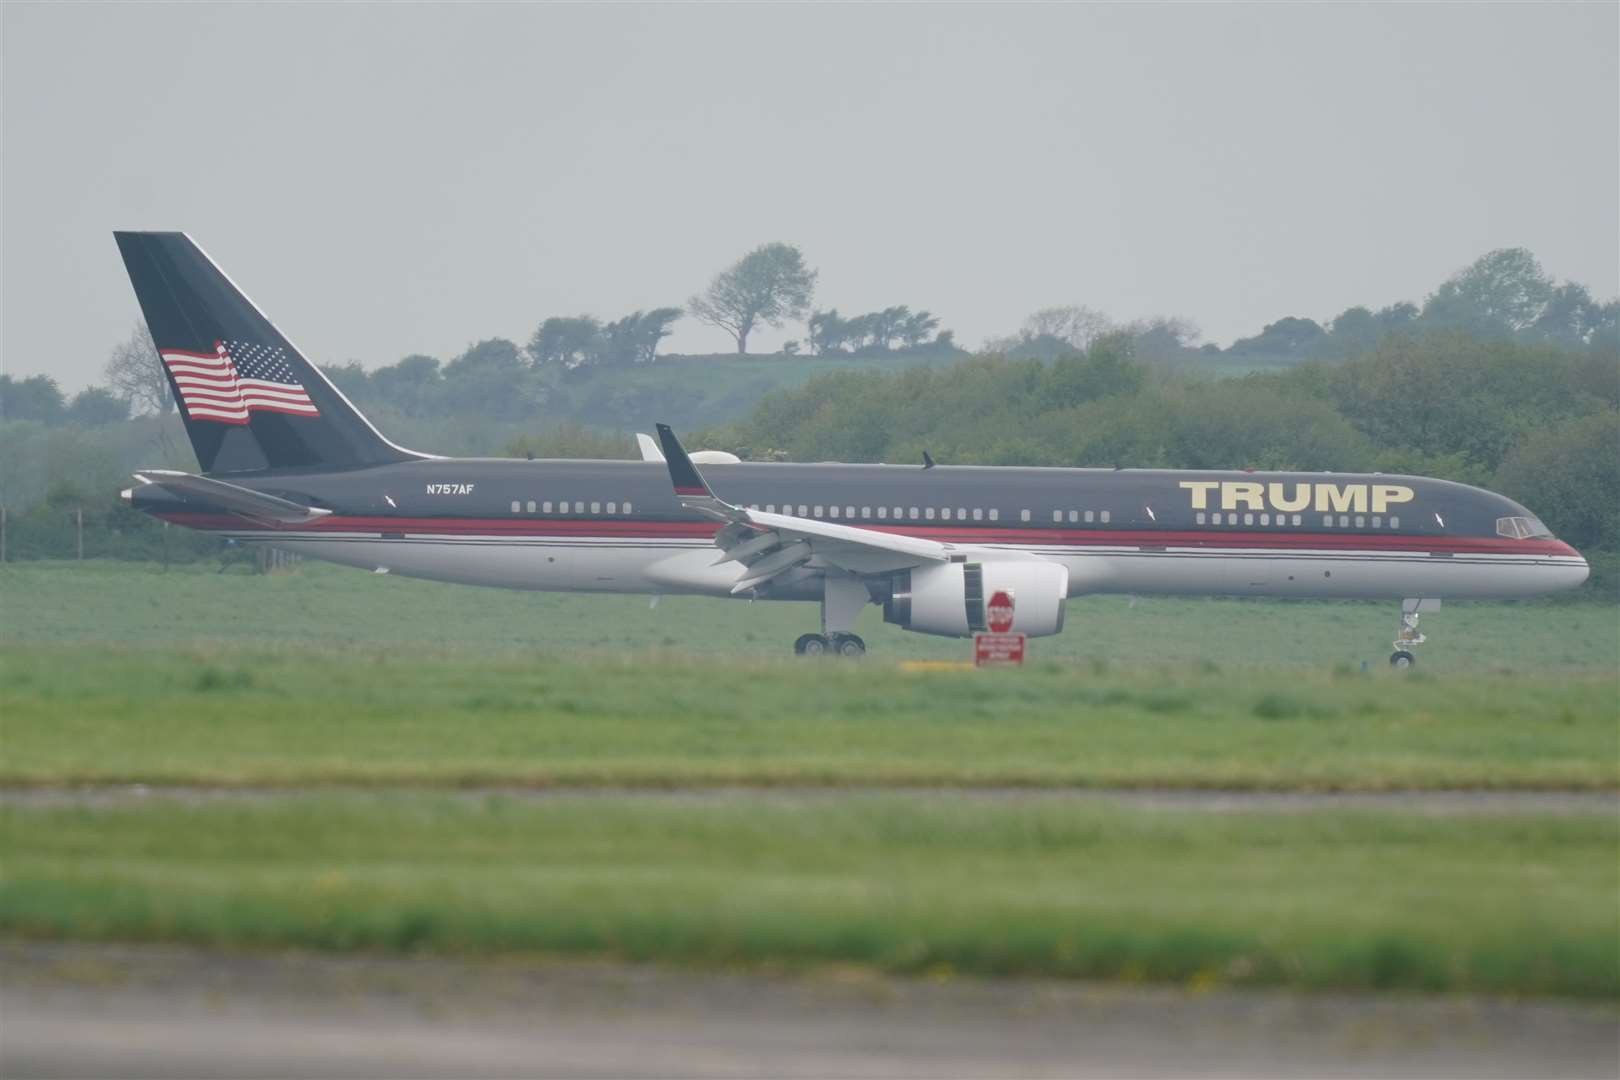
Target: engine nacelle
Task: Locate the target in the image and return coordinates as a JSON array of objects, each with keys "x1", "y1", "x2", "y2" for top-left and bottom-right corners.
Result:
[{"x1": 883, "y1": 560, "x2": 1069, "y2": 638}]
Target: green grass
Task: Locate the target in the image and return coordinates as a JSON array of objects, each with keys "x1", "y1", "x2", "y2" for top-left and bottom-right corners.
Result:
[
  {"x1": 1, "y1": 646, "x2": 1615, "y2": 790},
  {"x1": 2, "y1": 560, "x2": 1616, "y2": 999},
  {"x1": 3, "y1": 560, "x2": 1617, "y2": 671},
  {"x1": 2, "y1": 794, "x2": 1614, "y2": 998}
]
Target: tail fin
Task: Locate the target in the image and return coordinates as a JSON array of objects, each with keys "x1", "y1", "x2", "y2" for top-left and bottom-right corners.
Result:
[{"x1": 113, "y1": 231, "x2": 424, "y2": 473}]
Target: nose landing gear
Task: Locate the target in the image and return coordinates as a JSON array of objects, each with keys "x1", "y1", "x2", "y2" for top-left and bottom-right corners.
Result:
[{"x1": 1389, "y1": 598, "x2": 1438, "y2": 669}]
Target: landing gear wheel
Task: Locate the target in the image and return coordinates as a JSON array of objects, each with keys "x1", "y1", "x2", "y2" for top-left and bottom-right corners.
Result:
[
  {"x1": 831, "y1": 633, "x2": 866, "y2": 658},
  {"x1": 794, "y1": 633, "x2": 830, "y2": 657},
  {"x1": 1390, "y1": 650, "x2": 1416, "y2": 670}
]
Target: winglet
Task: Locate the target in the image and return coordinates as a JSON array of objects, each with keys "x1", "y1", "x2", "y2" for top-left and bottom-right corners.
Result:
[
  {"x1": 656, "y1": 423, "x2": 741, "y2": 522},
  {"x1": 635, "y1": 433, "x2": 666, "y2": 462}
]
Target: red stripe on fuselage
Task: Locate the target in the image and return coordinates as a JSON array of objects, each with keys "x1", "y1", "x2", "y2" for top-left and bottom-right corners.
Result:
[{"x1": 150, "y1": 512, "x2": 1579, "y2": 557}]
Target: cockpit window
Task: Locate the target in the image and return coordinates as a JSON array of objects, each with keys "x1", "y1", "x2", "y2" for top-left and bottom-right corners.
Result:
[{"x1": 1496, "y1": 516, "x2": 1553, "y2": 540}]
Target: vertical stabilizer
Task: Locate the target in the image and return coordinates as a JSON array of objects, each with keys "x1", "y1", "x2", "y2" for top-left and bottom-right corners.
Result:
[{"x1": 113, "y1": 231, "x2": 423, "y2": 473}]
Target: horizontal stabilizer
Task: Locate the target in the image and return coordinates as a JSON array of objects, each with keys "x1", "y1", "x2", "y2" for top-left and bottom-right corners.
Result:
[{"x1": 130, "y1": 469, "x2": 332, "y2": 525}]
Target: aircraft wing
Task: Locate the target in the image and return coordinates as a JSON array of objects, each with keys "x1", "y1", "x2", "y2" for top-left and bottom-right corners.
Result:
[
  {"x1": 129, "y1": 469, "x2": 332, "y2": 525},
  {"x1": 654, "y1": 424, "x2": 951, "y2": 594}
]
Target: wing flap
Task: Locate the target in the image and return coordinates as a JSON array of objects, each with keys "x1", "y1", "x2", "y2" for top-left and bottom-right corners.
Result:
[{"x1": 654, "y1": 424, "x2": 952, "y2": 593}]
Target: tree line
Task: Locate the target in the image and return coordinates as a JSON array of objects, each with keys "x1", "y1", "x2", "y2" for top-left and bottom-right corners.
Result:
[
  {"x1": 703, "y1": 330, "x2": 1619, "y2": 575},
  {"x1": 988, "y1": 249, "x2": 1618, "y2": 366}
]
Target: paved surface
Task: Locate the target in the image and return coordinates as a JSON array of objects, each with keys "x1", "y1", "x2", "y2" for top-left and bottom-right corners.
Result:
[
  {"x1": 4, "y1": 784, "x2": 1617, "y2": 815},
  {"x1": 3, "y1": 943, "x2": 1616, "y2": 1078}
]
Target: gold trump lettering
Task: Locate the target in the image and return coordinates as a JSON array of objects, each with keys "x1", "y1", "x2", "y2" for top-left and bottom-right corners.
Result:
[{"x1": 1181, "y1": 481, "x2": 1414, "y2": 514}]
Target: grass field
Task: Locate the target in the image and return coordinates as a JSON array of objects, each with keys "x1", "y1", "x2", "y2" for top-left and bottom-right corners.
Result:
[
  {"x1": 3, "y1": 794, "x2": 1615, "y2": 998},
  {"x1": 4, "y1": 559, "x2": 1618, "y2": 670},
  {"x1": 2, "y1": 560, "x2": 1617, "y2": 998},
  {"x1": 2, "y1": 647, "x2": 1616, "y2": 790}
]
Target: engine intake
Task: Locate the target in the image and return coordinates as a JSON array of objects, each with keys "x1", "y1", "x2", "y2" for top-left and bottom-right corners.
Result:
[{"x1": 884, "y1": 561, "x2": 1068, "y2": 638}]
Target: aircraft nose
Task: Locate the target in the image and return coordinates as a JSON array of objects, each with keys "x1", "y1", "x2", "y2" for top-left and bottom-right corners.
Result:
[{"x1": 1550, "y1": 540, "x2": 1589, "y2": 590}]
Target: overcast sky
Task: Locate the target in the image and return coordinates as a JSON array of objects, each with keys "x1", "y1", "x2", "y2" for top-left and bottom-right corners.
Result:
[{"x1": 4, "y1": 2, "x2": 1616, "y2": 391}]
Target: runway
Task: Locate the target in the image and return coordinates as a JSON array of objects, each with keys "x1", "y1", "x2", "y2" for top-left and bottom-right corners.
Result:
[{"x1": 3, "y1": 942, "x2": 1616, "y2": 1079}]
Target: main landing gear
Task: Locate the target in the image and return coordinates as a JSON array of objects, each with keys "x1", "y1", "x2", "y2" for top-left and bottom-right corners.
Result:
[
  {"x1": 794, "y1": 632, "x2": 866, "y2": 658},
  {"x1": 1389, "y1": 598, "x2": 1438, "y2": 669},
  {"x1": 794, "y1": 575, "x2": 871, "y2": 658}
]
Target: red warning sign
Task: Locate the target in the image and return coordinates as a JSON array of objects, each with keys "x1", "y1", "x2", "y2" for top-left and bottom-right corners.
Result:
[
  {"x1": 974, "y1": 632, "x2": 1026, "y2": 667},
  {"x1": 986, "y1": 589, "x2": 1015, "y2": 633}
]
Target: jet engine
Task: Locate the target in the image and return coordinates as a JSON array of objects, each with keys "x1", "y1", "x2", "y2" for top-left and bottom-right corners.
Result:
[{"x1": 883, "y1": 560, "x2": 1069, "y2": 638}]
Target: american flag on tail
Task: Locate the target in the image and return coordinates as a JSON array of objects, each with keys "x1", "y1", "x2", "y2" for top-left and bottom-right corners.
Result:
[{"x1": 159, "y1": 340, "x2": 320, "y2": 424}]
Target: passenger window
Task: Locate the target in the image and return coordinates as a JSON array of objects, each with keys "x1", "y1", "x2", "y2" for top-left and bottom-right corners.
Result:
[
  {"x1": 1354, "y1": 515, "x2": 1365, "y2": 528},
  {"x1": 988, "y1": 509, "x2": 999, "y2": 521},
  {"x1": 829, "y1": 506, "x2": 840, "y2": 518},
  {"x1": 1372, "y1": 515, "x2": 1381, "y2": 528},
  {"x1": 1389, "y1": 515, "x2": 1399, "y2": 529},
  {"x1": 608, "y1": 502, "x2": 617, "y2": 514},
  {"x1": 1052, "y1": 510, "x2": 1063, "y2": 523},
  {"x1": 798, "y1": 505, "x2": 808, "y2": 516},
  {"x1": 1243, "y1": 513, "x2": 1254, "y2": 526},
  {"x1": 909, "y1": 507, "x2": 919, "y2": 518},
  {"x1": 926, "y1": 508, "x2": 936, "y2": 520},
  {"x1": 1260, "y1": 513, "x2": 1270, "y2": 525},
  {"x1": 1323, "y1": 515, "x2": 1334, "y2": 527},
  {"x1": 591, "y1": 502, "x2": 601, "y2": 514},
  {"x1": 1196, "y1": 512, "x2": 1206, "y2": 524},
  {"x1": 511, "y1": 501, "x2": 521, "y2": 513},
  {"x1": 623, "y1": 501, "x2": 632, "y2": 514},
  {"x1": 814, "y1": 505, "x2": 823, "y2": 517},
  {"x1": 1212, "y1": 512, "x2": 1223, "y2": 525},
  {"x1": 893, "y1": 507, "x2": 903, "y2": 519},
  {"x1": 1291, "y1": 514, "x2": 1301, "y2": 526},
  {"x1": 526, "y1": 500, "x2": 536, "y2": 513},
  {"x1": 575, "y1": 501, "x2": 585, "y2": 514},
  {"x1": 876, "y1": 507, "x2": 887, "y2": 519},
  {"x1": 862, "y1": 507, "x2": 871, "y2": 518},
  {"x1": 1100, "y1": 510, "x2": 1110, "y2": 523},
  {"x1": 941, "y1": 508, "x2": 952, "y2": 521},
  {"x1": 1068, "y1": 510, "x2": 1079, "y2": 523},
  {"x1": 1339, "y1": 515, "x2": 1349, "y2": 528},
  {"x1": 957, "y1": 508, "x2": 966, "y2": 520},
  {"x1": 973, "y1": 508, "x2": 983, "y2": 521},
  {"x1": 542, "y1": 501, "x2": 553, "y2": 513},
  {"x1": 1084, "y1": 510, "x2": 1095, "y2": 523},
  {"x1": 1020, "y1": 509, "x2": 1030, "y2": 522}
]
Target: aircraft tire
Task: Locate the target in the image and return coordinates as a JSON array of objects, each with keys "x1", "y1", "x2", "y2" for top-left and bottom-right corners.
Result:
[
  {"x1": 795, "y1": 633, "x2": 830, "y2": 657},
  {"x1": 833, "y1": 634, "x2": 866, "y2": 659},
  {"x1": 1390, "y1": 650, "x2": 1416, "y2": 669}
]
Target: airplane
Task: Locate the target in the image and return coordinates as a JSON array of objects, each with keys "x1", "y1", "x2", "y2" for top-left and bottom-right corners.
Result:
[{"x1": 113, "y1": 231, "x2": 1590, "y2": 667}]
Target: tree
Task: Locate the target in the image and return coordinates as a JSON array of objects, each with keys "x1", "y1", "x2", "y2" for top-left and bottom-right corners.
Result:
[
  {"x1": 65, "y1": 387, "x2": 132, "y2": 426},
  {"x1": 807, "y1": 310, "x2": 847, "y2": 355},
  {"x1": 688, "y1": 242, "x2": 816, "y2": 354},
  {"x1": 1421, "y1": 248, "x2": 1554, "y2": 336},
  {"x1": 441, "y1": 338, "x2": 538, "y2": 420},
  {"x1": 1495, "y1": 410, "x2": 1620, "y2": 552},
  {"x1": 371, "y1": 354, "x2": 442, "y2": 416},
  {"x1": 1527, "y1": 283, "x2": 1610, "y2": 348},
  {"x1": 528, "y1": 317, "x2": 602, "y2": 369},
  {"x1": 987, "y1": 306, "x2": 1115, "y2": 357},
  {"x1": 103, "y1": 322, "x2": 171, "y2": 415},
  {"x1": 320, "y1": 361, "x2": 370, "y2": 401},
  {"x1": 1326, "y1": 306, "x2": 1381, "y2": 357},
  {"x1": 898, "y1": 309, "x2": 942, "y2": 348},
  {"x1": 1127, "y1": 316, "x2": 1201, "y2": 365},
  {"x1": 0, "y1": 374, "x2": 66, "y2": 423},
  {"x1": 1227, "y1": 316, "x2": 1326, "y2": 359},
  {"x1": 625, "y1": 307, "x2": 682, "y2": 364}
]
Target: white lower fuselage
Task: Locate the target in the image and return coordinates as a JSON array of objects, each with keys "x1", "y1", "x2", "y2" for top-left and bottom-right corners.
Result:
[{"x1": 219, "y1": 527, "x2": 1589, "y2": 602}]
